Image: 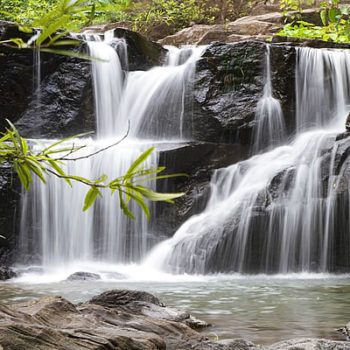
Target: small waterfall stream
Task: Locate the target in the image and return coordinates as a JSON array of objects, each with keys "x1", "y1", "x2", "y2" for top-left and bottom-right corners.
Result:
[{"x1": 252, "y1": 45, "x2": 286, "y2": 153}]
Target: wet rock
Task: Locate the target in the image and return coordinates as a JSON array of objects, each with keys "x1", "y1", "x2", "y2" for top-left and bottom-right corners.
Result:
[
  {"x1": 67, "y1": 272, "x2": 101, "y2": 281},
  {"x1": 85, "y1": 24, "x2": 168, "y2": 63},
  {"x1": 0, "y1": 266, "x2": 17, "y2": 280},
  {"x1": 0, "y1": 289, "x2": 230, "y2": 350},
  {"x1": 191, "y1": 41, "x2": 266, "y2": 144},
  {"x1": 0, "y1": 21, "x2": 66, "y2": 132},
  {"x1": 112, "y1": 28, "x2": 167, "y2": 71},
  {"x1": 337, "y1": 321, "x2": 350, "y2": 341},
  {"x1": 15, "y1": 51, "x2": 95, "y2": 139},
  {"x1": 346, "y1": 113, "x2": 350, "y2": 132},
  {"x1": 153, "y1": 142, "x2": 248, "y2": 242},
  {"x1": 0, "y1": 164, "x2": 21, "y2": 266}
]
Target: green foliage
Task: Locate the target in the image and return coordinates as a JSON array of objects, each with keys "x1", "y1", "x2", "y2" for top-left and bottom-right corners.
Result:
[
  {"x1": 132, "y1": 0, "x2": 215, "y2": 35},
  {"x1": 0, "y1": 121, "x2": 185, "y2": 219},
  {"x1": 0, "y1": 0, "x2": 255, "y2": 40},
  {"x1": 278, "y1": 0, "x2": 350, "y2": 43}
]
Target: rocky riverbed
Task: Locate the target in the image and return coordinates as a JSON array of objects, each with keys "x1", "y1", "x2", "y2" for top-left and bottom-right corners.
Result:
[{"x1": 0, "y1": 288, "x2": 350, "y2": 350}]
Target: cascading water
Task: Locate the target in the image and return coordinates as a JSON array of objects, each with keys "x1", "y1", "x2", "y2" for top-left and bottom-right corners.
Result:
[
  {"x1": 86, "y1": 31, "x2": 127, "y2": 138},
  {"x1": 118, "y1": 45, "x2": 205, "y2": 140},
  {"x1": 145, "y1": 46, "x2": 350, "y2": 274},
  {"x1": 18, "y1": 31, "x2": 204, "y2": 269},
  {"x1": 252, "y1": 44, "x2": 286, "y2": 154}
]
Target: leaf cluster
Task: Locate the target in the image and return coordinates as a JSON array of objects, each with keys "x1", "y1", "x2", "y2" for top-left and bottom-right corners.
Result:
[
  {"x1": 278, "y1": 0, "x2": 350, "y2": 43},
  {"x1": 0, "y1": 121, "x2": 185, "y2": 219}
]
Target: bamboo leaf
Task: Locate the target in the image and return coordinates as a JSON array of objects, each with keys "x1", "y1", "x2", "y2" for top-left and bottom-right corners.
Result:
[
  {"x1": 118, "y1": 189, "x2": 135, "y2": 219},
  {"x1": 126, "y1": 147, "x2": 155, "y2": 177},
  {"x1": 134, "y1": 185, "x2": 184, "y2": 203},
  {"x1": 83, "y1": 186, "x2": 101, "y2": 211},
  {"x1": 47, "y1": 159, "x2": 72, "y2": 187}
]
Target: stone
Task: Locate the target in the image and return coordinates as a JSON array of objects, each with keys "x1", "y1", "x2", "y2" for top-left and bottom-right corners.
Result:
[
  {"x1": 191, "y1": 41, "x2": 266, "y2": 144},
  {"x1": 346, "y1": 113, "x2": 350, "y2": 132},
  {"x1": 158, "y1": 24, "x2": 215, "y2": 46},
  {"x1": 269, "y1": 338, "x2": 350, "y2": 350},
  {"x1": 66, "y1": 272, "x2": 101, "y2": 281},
  {"x1": 0, "y1": 266, "x2": 17, "y2": 280}
]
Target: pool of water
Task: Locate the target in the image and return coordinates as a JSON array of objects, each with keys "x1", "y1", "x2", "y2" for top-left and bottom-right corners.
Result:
[{"x1": 0, "y1": 266, "x2": 349, "y2": 345}]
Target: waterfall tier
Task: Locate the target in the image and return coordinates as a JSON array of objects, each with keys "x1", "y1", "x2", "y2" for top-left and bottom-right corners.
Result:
[{"x1": 145, "y1": 46, "x2": 350, "y2": 274}]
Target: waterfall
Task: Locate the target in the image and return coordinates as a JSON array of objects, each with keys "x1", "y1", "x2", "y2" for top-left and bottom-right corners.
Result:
[
  {"x1": 19, "y1": 31, "x2": 204, "y2": 268},
  {"x1": 87, "y1": 31, "x2": 127, "y2": 138},
  {"x1": 252, "y1": 44, "x2": 286, "y2": 153},
  {"x1": 144, "y1": 47, "x2": 350, "y2": 274},
  {"x1": 120, "y1": 46, "x2": 205, "y2": 140}
]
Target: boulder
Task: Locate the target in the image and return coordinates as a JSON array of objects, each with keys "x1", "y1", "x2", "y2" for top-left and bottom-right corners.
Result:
[
  {"x1": 0, "y1": 289, "x2": 235, "y2": 350},
  {"x1": 66, "y1": 272, "x2": 101, "y2": 281},
  {"x1": 158, "y1": 9, "x2": 321, "y2": 46}
]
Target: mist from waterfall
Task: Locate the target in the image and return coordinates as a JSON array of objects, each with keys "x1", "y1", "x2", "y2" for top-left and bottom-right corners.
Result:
[
  {"x1": 18, "y1": 31, "x2": 204, "y2": 268},
  {"x1": 144, "y1": 47, "x2": 350, "y2": 274}
]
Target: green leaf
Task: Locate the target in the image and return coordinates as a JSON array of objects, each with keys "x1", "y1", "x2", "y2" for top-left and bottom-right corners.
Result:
[
  {"x1": 83, "y1": 186, "x2": 102, "y2": 211},
  {"x1": 133, "y1": 185, "x2": 184, "y2": 203},
  {"x1": 47, "y1": 159, "x2": 72, "y2": 187},
  {"x1": 118, "y1": 189, "x2": 135, "y2": 219},
  {"x1": 14, "y1": 161, "x2": 32, "y2": 190},
  {"x1": 126, "y1": 147, "x2": 155, "y2": 177},
  {"x1": 320, "y1": 9, "x2": 328, "y2": 26}
]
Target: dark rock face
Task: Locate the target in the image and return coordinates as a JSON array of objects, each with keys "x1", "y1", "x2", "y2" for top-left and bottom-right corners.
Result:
[
  {"x1": 190, "y1": 41, "x2": 297, "y2": 145},
  {"x1": 0, "y1": 164, "x2": 21, "y2": 266},
  {"x1": 0, "y1": 22, "x2": 66, "y2": 132},
  {"x1": 152, "y1": 142, "x2": 249, "y2": 242},
  {"x1": 191, "y1": 41, "x2": 266, "y2": 144},
  {"x1": 67, "y1": 271, "x2": 101, "y2": 281},
  {"x1": 113, "y1": 28, "x2": 167, "y2": 70},
  {"x1": 15, "y1": 52, "x2": 96, "y2": 139},
  {"x1": 270, "y1": 44, "x2": 296, "y2": 134}
]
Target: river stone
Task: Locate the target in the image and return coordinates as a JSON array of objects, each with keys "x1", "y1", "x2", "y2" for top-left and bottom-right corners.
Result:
[
  {"x1": 0, "y1": 266, "x2": 17, "y2": 280},
  {"x1": 67, "y1": 272, "x2": 101, "y2": 281}
]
